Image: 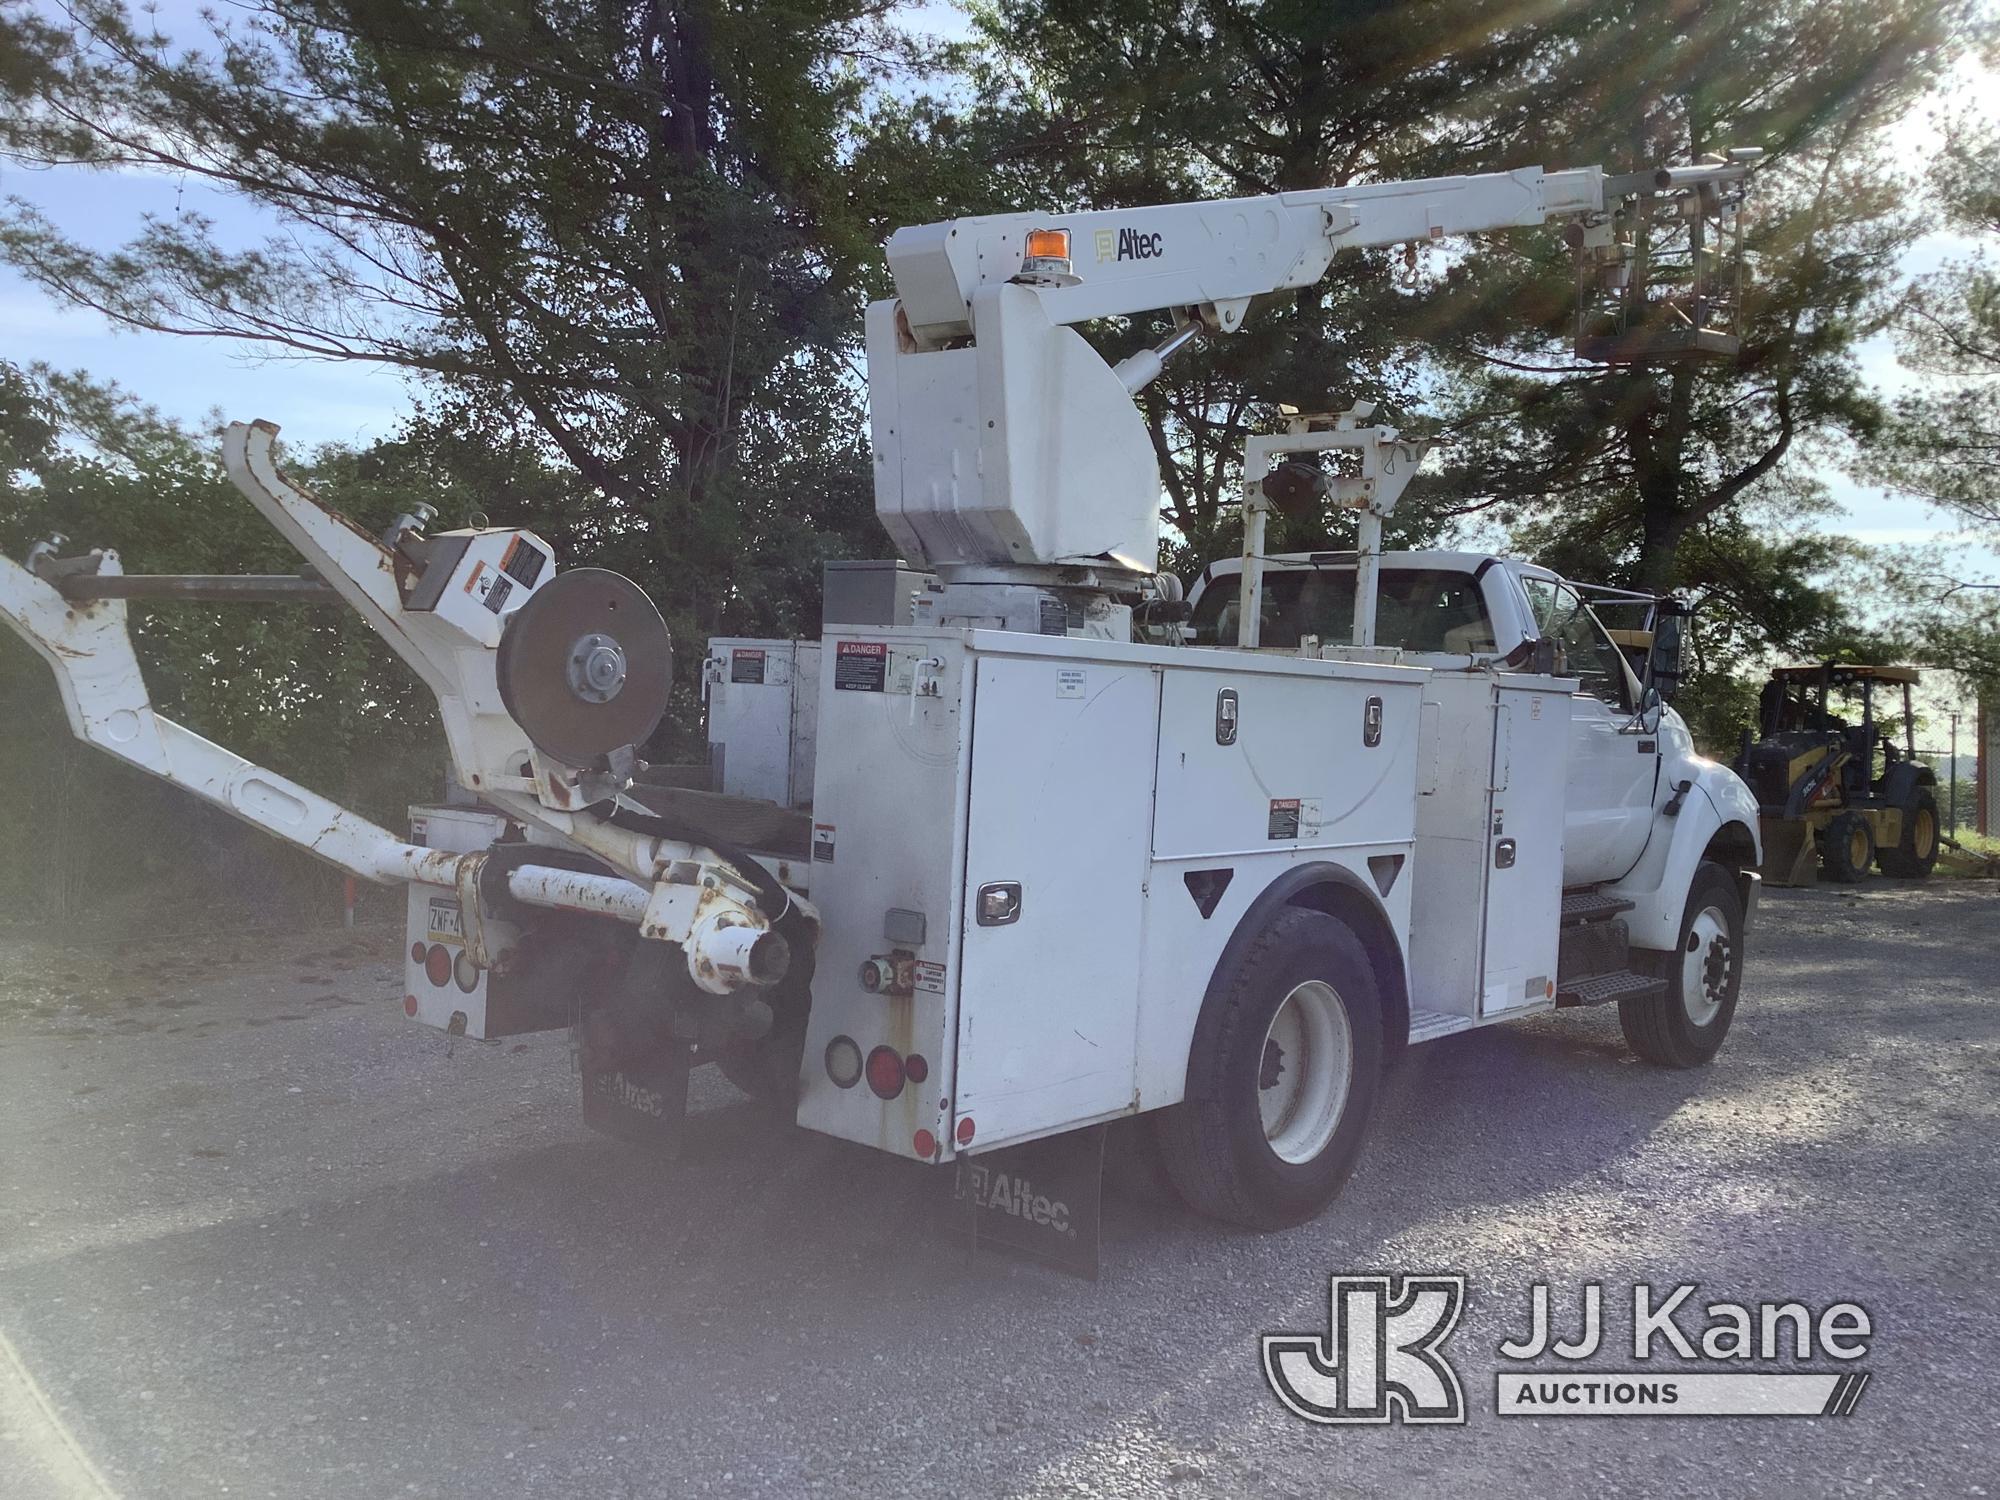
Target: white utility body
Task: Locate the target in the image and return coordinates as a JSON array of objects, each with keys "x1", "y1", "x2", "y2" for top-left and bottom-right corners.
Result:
[
  {"x1": 704, "y1": 638, "x2": 821, "y2": 809},
  {"x1": 1181, "y1": 545, "x2": 1756, "y2": 943},
  {"x1": 798, "y1": 629, "x2": 1432, "y2": 1157},
  {"x1": 0, "y1": 149, "x2": 1764, "y2": 1233}
]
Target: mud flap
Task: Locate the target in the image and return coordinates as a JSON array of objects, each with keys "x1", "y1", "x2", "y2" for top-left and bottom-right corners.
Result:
[
  {"x1": 953, "y1": 1124, "x2": 1107, "y2": 1280},
  {"x1": 577, "y1": 938, "x2": 693, "y2": 1154}
]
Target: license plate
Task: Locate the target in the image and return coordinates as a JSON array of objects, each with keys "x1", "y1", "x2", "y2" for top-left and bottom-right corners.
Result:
[{"x1": 425, "y1": 897, "x2": 463, "y2": 944}]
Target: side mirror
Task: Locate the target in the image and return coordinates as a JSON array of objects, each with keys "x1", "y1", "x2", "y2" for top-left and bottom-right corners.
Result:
[{"x1": 1647, "y1": 601, "x2": 1691, "y2": 704}]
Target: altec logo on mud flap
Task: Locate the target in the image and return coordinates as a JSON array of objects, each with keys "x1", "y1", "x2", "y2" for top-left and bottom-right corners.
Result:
[
  {"x1": 1264, "y1": 1277, "x2": 1876, "y2": 1425},
  {"x1": 955, "y1": 1163, "x2": 1074, "y2": 1236},
  {"x1": 593, "y1": 1070, "x2": 665, "y2": 1118}
]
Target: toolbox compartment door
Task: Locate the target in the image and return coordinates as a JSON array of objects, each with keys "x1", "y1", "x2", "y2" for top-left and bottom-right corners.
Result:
[
  {"x1": 954, "y1": 653, "x2": 1159, "y2": 1148},
  {"x1": 1480, "y1": 682, "x2": 1568, "y2": 1015}
]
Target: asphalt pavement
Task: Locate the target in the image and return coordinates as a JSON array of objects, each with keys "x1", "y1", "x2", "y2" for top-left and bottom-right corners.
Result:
[{"x1": 1, "y1": 881, "x2": 1995, "y2": 1499}]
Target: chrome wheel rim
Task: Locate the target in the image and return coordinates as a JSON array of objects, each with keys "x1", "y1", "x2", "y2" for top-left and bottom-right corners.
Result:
[
  {"x1": 1259, "y1": 980, "x2": 1353, "y2": 1164},
  {"x1": 1682, "y1": 906, "x2": 1732, "y2": 1028}
]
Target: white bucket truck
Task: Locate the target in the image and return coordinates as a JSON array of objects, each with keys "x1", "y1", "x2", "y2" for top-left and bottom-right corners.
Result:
[{"x1": 0, "y1": 153, "x2": 1761, "y2": 1234}]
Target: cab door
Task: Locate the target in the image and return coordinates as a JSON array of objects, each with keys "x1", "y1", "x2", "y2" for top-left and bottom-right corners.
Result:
[{"x1": 1521, "y1": 578, "x2": 1660, "y2": 886}]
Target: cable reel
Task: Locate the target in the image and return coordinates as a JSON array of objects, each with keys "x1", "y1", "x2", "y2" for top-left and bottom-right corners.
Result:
[{"x1": 495, "y1": 568, "x2": 673, "y2": 767}]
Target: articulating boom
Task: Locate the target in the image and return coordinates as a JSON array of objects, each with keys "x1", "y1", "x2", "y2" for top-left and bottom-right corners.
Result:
[{"x1": 0, "y1": 422, "x2": 806, "y2": 999}]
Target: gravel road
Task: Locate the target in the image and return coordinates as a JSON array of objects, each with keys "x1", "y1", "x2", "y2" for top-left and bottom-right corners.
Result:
[{"x1": 2, "y1": 882, "x2": 1995, "y2": 1499}]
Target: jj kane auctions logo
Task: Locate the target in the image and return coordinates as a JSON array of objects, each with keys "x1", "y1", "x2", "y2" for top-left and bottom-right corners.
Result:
[{"x1": 1264, "y1": 1276, "x2": 1874, "y2": 1424}]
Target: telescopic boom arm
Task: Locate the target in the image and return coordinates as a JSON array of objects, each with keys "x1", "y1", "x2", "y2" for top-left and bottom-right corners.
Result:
[
  {"x1": 868, "y1": 153, "x2": 1759, "y2": 582},
  {"x1": 889, "y1": 166, "x2": 1612, "y2": 346}
]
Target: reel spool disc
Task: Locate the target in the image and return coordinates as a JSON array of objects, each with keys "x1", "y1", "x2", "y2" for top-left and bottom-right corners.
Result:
[{"x1": 495, "y1": 568, "x2": 672, "y2": 767}]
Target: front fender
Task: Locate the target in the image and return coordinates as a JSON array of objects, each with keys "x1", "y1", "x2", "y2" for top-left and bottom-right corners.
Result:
[{"x1": 1608, "y1": 741, "x2": 1762, "y2": 954}]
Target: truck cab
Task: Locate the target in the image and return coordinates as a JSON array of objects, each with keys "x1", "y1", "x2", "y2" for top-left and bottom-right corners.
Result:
[{"x1": 1184, "y1": 549, "x2": 1708, "y2": 892}]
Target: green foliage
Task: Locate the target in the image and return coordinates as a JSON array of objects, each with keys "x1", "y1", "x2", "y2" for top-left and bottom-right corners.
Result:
[
  {"x1": 1425, "y1": 0, "x2": 1962, "y2": 620},
  {"x1": 0, "y1": 365, "x2": 437, "y2": 780},
  {"x1": 1864, "y1": 115, "x2": 2000, "y2": 689},
  {"x1": 0, "y1": 0, "x2": 930, "y2": 644},
  {"x1": 1872, "y1": 117, "x2": 2000, "y2": 532}
]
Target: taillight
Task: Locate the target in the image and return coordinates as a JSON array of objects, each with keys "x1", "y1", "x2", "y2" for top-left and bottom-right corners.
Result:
[
  {"x1": 956, "y1": 1116, "x2": 976, "y2": 1146},
  {"x1": 825, "y1": 1036, "x2": 863, "y2": 1089},
  {"x1": 424, "y1": 944, "x2": 452, "y2": 988},
  {"x1": 865, "y1": 1045, "x2": 905, "y2": 1100},
  {"x1": 904, "y1": 1053, "x2": 930, "y2": 1085},
  {"x1": 913, "y1": 1128, "x2": 937, "y2": 1159},
  {"x1": 410, "y1": 941, "x2": 427, "y2": 963}
]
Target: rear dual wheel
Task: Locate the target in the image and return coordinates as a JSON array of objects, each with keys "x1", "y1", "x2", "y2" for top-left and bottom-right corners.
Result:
[{"x1": 1155, "y1": 907, "x2": 1383, "y2": 1229}]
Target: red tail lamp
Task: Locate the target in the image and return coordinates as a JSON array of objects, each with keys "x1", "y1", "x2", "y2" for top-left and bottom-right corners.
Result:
[
  {"x1": 904, "y1": 1053, "x2": 930, "y2": 1085},
  {"x1": 913, "y1": 1128, "x2": 937, "y2": 1159},
  {"x1": 423, "y1": 944, "x2": 452, "y2": 988},
  {"x1": 865, "y1": 1045, "x2": 905, "y2": 1100},
  {"x1": 956, "y1": 1116, "x2": 976, "y2": 1146}
]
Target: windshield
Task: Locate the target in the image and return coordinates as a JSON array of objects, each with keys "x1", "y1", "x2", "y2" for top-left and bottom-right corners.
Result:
[{"x1": 1189, "y1": 565, "x2": 1497, "y2": 653}]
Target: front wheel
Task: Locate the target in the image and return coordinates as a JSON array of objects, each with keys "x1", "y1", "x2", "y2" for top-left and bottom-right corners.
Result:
[
  {"x1": 1154, "y1": 907, "x2": 1384, "y2": 1229},
  {"x1": 1820, "y1": 811, "x2": 1875, "y2": 884},
  {"x1": 1621, "y1": 860, "x2": 1745, "y2": 1068}
]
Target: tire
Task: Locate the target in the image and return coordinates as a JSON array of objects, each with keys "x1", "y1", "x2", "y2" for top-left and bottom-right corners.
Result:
[
  {"x1": 1621, "y1": 860, "x2": 1744, "y2": 1068},
  {"x1": 1879, "y1": 788, "x2": 1941, "y2": 879},
  {"x1": 1153, "y1": 906, "x2": 1384, "y2": 1229},
  {"x1": 715, "y1": 1018, "x2": 804, "y2": 1108},
  {"x1": 1819, "y1": 811, "x2": 1875, "y2": 884}
]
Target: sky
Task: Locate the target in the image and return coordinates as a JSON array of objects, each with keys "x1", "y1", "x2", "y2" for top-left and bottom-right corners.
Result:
[
  {"x1": 0, "y1": 160, "x2": 413, "y2": 449},
  {"x1": 1, "y1": 2, "x2": 1993, "y2": 610}
]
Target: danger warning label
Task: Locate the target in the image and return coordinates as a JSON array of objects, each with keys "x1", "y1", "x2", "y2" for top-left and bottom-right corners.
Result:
[
  {"x1": 1268, "y1": 798, "x2": 1301, "y2": 840},
  {"x1": 834, "y1": 640, "x2": 888, "y2": 692}
]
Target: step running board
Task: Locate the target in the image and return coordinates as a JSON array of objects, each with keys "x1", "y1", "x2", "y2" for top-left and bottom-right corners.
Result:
[
  {"x1": 1556, "y1": 970, "x2": 1665, "y2": 1008},
  {"x1": 1561, "y1": 888, "x2": 1636, "y2": 926},
  {"x1": 1407, "y1": 1008, "x2": 1479, "y2": 1045}
]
